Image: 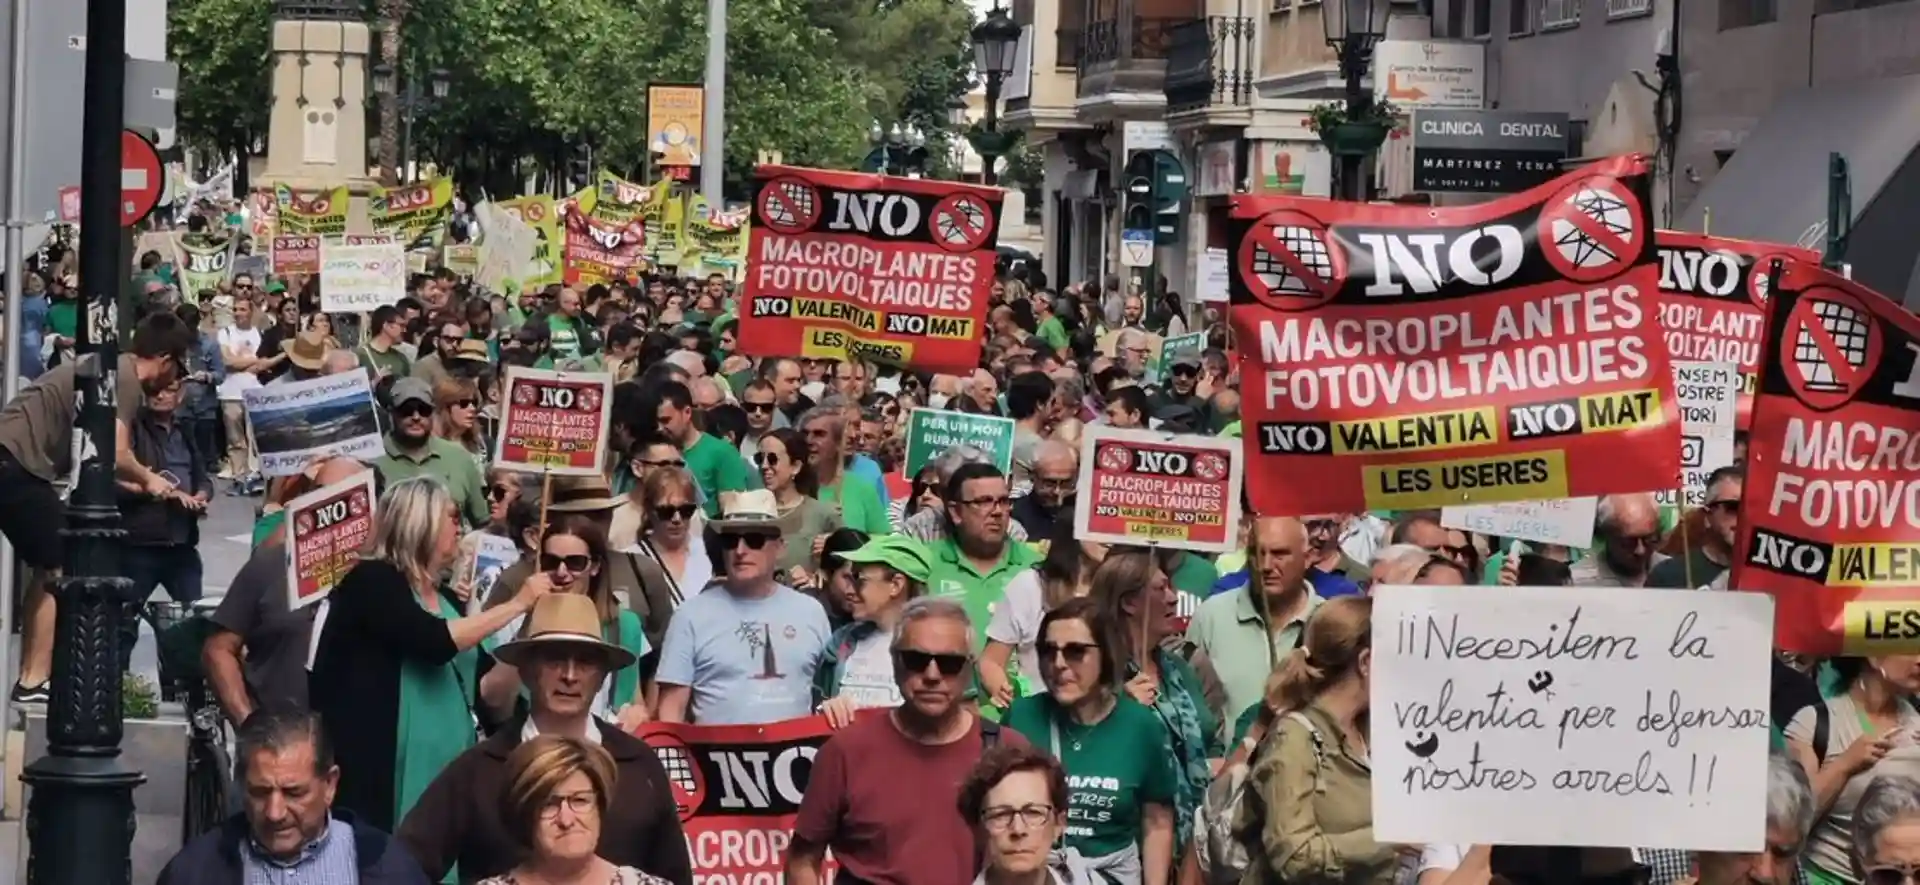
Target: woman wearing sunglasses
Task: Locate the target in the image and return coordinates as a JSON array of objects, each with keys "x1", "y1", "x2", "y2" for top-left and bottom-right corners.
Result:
[
  {"x1": 1003, "y1": 597, "x2": 1177, "y2": 885},
  {"x1": 631, "y1": 467, "x2": 712, "y2": 615},
  {"x1": 483, "y1": 516, "x2": 650, "y2": 730},
  {"x1": 812, "y1": 535, "x2": 931, "y2": 729},
  {"x1": 433, "y1": 377, "x2": 489, "y2": 470},
  {"x1": 755, "y1": 428, "x2": 845, "y2": 587}
]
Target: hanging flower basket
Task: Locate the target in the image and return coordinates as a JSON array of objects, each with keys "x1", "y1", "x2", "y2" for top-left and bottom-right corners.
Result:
[{"x1": 1320, "y1": 121, "x2": 1392, "y2": 156}]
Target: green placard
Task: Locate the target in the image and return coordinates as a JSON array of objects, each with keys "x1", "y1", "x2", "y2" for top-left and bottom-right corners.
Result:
[
  {"x1": 1150, "y1": 329, "x2": 1209, "y2": 384},
  {"x1": 903, "y1": 408, "x2": 1016, "y2": 477}
]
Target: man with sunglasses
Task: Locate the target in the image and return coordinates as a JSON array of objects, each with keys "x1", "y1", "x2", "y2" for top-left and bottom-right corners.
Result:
[
  {"x1": 789, "y1": 596, "x2": 1027, "y2": 885},
  {"x1": 373, "y1": 378, "x2": 488, "y2": 528},
  {"x1": 1648, "y1": 465, "x2": 1742, "y2": 590},
  {"x1": 406, "y1": 311, "x2": 467, "y2": 388},
  {"x1": 1571, "y1": 493, "x2": 1668, "y2": 588},
  {"x1": 656, "y1": 491, "x2": 830, "y2": 725},
  {"x1": 1150, "y1": 351, "x2": 1205, "y2": 415},
  {"x1": 736, "y1": 380, "x2": 779, "y2": 458}
]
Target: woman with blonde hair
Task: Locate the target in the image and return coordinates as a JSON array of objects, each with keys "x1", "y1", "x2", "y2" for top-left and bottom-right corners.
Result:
[
  {"x1": 309, "y1": 476, "x2": 552, "y2": 832},
  {"x1": 1233, "y1": 596, "x2": 1401, "y2": 885},
  {"x1": 624, "y1": 467, "x2": 710, "y2": 646},
  {"x1": 479, "y1": 735, "x2": 674, "y2": 885},
  {"x1": 434, "y1": 377, "x2": 489, "y2": 468}
]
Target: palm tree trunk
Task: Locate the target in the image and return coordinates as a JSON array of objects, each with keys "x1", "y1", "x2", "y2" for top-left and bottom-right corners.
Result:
[{"x1": 376, "y1": 0, "x2": 407, "y2": 185}]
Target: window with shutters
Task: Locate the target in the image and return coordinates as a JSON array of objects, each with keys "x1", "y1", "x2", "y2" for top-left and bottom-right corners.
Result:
[
  {"x1": 1539, "y1": 0, "x2": 1581, "y2": 29},
  {"x1": 1607, "y1": 0, "x2": 1652, "y2": 18}
]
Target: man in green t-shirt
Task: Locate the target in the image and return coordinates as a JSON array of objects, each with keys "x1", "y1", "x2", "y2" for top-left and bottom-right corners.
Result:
[
  {"x1": 1647, "y1": 465, "x2": 1742, "y2": 589},
  {"x1": 355, "y1": 305, "x2": 411, "y2": 382},
  {"x1": 647, "y1": 379, "x2": 749, "y2": 515},
  {"x1": 924, "y1": 462, "x2": 1040, "y2": 649}
]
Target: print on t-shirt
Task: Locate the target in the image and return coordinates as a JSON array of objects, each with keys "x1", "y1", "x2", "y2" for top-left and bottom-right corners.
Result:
[{"x1": 739, "y1": 622, "x2": 785, "y2": 679}]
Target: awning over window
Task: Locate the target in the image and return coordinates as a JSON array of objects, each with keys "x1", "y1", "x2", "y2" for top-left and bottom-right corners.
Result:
[{"x1": 1676, "y1": 72, "x2": 1920, "y2": 307}]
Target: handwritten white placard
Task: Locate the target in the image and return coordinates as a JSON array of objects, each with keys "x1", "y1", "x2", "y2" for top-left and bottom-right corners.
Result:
[
  {"x1": 1371, "y1": 584, "x2": 1773, "y2": 851},
  {"x1": 1440, "y1": 497, "x2": 1596, "y2": 549},
  {"x1": 1672, "y1": 361, "x2": 1739, "y2": 434},
  {"x1": 1655, "y1": 430, "x2": 1736, "y2": 510},
  {"x1": 319, "y1": 240, "x2": 406, "y2": 312}
]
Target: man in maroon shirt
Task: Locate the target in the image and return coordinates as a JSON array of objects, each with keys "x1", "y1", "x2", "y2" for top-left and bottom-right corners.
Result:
[{"x1": 787, "y1": 597, "x2": 1026, "y2": 885}]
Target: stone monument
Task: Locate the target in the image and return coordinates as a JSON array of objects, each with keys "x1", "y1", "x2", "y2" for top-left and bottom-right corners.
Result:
[{"x1": 254, "y1": 0, "x2": 377, "y2": 232}]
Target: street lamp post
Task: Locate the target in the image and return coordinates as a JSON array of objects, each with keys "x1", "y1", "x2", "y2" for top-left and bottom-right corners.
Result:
[
  {"x1": 967, "y1": 4, "x2": 1021, "y2": 186},
  {"x1": 1320, "y1": 0, "x2": 1393, "y2": 201},
  {"x1": 868, "y1": 121, "x2": 929, "y2": 176},
  {"x1": 20, "y1": 0, "x2": 146, "y2": 875},
  {"x1": 373, "y1": 62, "x2": 450, "y2": 184}
]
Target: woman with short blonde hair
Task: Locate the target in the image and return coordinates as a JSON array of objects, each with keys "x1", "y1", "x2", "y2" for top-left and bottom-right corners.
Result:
[{"x1": 483, "y1": 735, "x2": 673, "y2": 885}]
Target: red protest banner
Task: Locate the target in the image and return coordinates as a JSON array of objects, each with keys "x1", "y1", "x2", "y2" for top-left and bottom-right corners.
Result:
[
  {"x1": 285, "y1": 470, "x2": 377, "y2": 611},
  {"x1": 1654, "y1": 231, "x2": 1818, "y2": 429},
  {"x1": 563, "y1": 212, "x2": 647, "y2": 287},
  {"x1": 494, "y1": 367, "x2": 613, "y2": 475},
  {"x1": 1074, "y1": 425, "x2": 1243, "y2": 553},
  {"x1": 271, "y1": 235, "x2": 321, "y2": 275},
  {"x1": 342, "y1": 233, "x2": 396, "y2": 246},
  {"x1": 1733, "y1": 259, "x2": 1920, "y2": 655},
  {"x1": 737, "y1": 165, "x2": 1003, "y2": 373},
  {"x1": 1228, "y1": 155, "x2": 1682, "y2": 515},
  {"x1": 635, "y1": 716, "x2": 839, "y2": 881}
]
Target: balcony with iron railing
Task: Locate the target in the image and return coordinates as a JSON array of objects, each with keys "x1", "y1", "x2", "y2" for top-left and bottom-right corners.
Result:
[
  {"x1": 1164, "y1": 15, "x2": 1255, "y2": 117},
  {"x1": 1076, "y1": 15, "x2": 1188, "y2": 101}
]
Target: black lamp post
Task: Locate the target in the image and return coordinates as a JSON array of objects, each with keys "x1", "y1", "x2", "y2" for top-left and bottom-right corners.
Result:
[
  {"x1": 373, "y1": 62, "x2": 451, "y2": 184},
  {"x1": 868, "y1": 120, "x2": 929, "y2": 176},
  {"x1": 1320, "y1": 0, "x2": 1393, "y2": 200},
  {"x1": 21, "y1": 0, "x2": 146, "y2": 876},
  {"x1": 967, "y1": 4, "x2": 1021, "y2": 186}
]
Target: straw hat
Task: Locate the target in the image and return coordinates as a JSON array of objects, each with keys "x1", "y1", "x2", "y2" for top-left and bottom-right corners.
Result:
[
  {"x1": 711, "y1": 489, "x2": 781, "y2": 533},
  {"x1": 546, "y1": 473, "x2": 623, "y2": 513},
  {"x1": 285, "y1": 330, "x2": 328, "y2": 371},
  {"x1": 492, "y1": 595, "x2": 635, "y2": 669}
]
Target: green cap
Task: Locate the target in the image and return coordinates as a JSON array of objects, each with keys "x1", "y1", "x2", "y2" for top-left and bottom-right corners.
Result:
[
  {"x1": 266, "y1": 280, "x2": 287, "y2": 293},
  {"x1": 840, "y1": 535, "x2": 934, "y2": 584}
]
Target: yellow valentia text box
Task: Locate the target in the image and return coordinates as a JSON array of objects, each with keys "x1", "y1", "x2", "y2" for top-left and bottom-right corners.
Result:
[{"x1": 1332, "y1": 406, "x2": 1499, "y2": 456}]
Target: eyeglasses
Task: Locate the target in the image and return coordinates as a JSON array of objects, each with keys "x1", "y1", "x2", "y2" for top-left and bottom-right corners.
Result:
[
  {"x1": 959, "y1": 496, "x2": 1012, "y2": 512},
  {"x1": 539, "y1": 792, "x2": 597, "y2": 820},
  {"x1": 438, "y1": 334, "x2": 464, "y2": 345},
  {"x1": 652, "y1": 504, "x2": 697, "y2": 523},
  {"x1": 1707, "y1": 498, "x2": 1741, "y2": 514},
  {"x1": 633, "y1": 457, "x2": 685, "y2": 469},
  {"x1": 1615, "y1": 532, "x2": 1663, "y2": 550},
  {"x1": 395, "y1": 402, "x2": 434, "y2": 419},
  {"x1": 982, "y1": 804, "x2": 1055, "y2": 832},
  {"x1": 894, "y1": 649, "x2": 969, "y2": 677},
  {"x1": 721, "y1": 532, "x2": 774, "y2": 550},
  {"x1": 1037, "y1": 641, "x2": 1100, "y2": 664},
  {"x1": 1304, "y1": 519, "x2": 1338, "y2": 536},
  {"x1": 1034, "y1": 477, "x2": 1075, "y2": 492},
  {"x1": 1867, "y1": 866, "x2": 1920, "y2": 885},
  {"x1": 486, "y1": 485, "x2": 514, "y2": 502},
  {"x1": 539, "y1": 553, "x2": 593, "y2": 572},
  {"x1": 742, "y1": 402, "x2": 775, "y2": 414}
]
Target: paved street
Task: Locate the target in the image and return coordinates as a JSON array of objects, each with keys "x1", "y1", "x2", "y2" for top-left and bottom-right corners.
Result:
[{"x1": 0, "y1": 488, "x2": 260, "y2": 883}]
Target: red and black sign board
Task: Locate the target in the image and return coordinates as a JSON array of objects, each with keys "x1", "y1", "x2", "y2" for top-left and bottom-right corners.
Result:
[
  {"x1": 1655, "y1": 231, "x2": 1820, "y2": 429},
  {"x1": 494, "y1": 367, "x2": 614, "y2": 476},
  {"x1": 1732, "y1": 259, "x2": 1920, "y2": 655},
  {"x1": 1073, "y1": 425, "x2": 1244, "y2": 553},
  {"x1": 737, "y1": 165, "x2": 1004, "y2": 374},
  {"x1": 563, "y1": 212, "x2": 647, "y2": 287},
  {"x1": 635, "y1": 715, "x2": 840, "y2": 881},
  {"x1": 271, "y1": 235, "x2": 322, "y2": 275},
  {"x1": 1227, "y1": 154, "x2": 1683, "y2": 515}
]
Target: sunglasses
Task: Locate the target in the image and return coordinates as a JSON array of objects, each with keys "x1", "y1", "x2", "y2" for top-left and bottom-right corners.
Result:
[
  {"x1": 653, "y1": 504, "x2": 697, "y2": 522},
  {"x1": 486, "y1": 484, "x2": 513, "y2": 502},
  {"x1": 1037, "y1": 641, "x2": 1100, "y2": 664},
  {"x1": 742, "y1": 402, "x2": 775, "y2": 414},
  {"x1": 1867, "y1": 866, "x2": 1920, "y2": 885},
  {"x1": 451, "y1": 399, "x2": 477, "y2": 409},
  {"x1": 633, "y1": 457, "x2": 685, "y2": 469},
  {"x1": 1707, "y1": 498, "x2": 1740, "y2": 514},
  {"x1": 721, "y1": 532, "x2": 774, "y2": 550},
  {"x1": 539, "y1": 553, "x2": 593, "y2": 572},
  {"x1": 1170, "y1": 364, "x2": 1199, "y2": 377},
  {"x1": 395, "y1": 402, "x2": 434, "y2": 419},
  {"x1": 752, "y1": 452, "x2": 783, "y2": 468},
  {"x1": 894, "y1": 649, "x2": 969, "y2": 677}
]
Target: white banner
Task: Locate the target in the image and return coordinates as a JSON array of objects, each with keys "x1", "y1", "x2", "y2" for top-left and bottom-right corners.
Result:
[
  {"x1": 319, "y1": 240, "x2": 406, "y2": 312},
  {"x1": 1371, "y1": 584, "x2": 1773, "y2": 851},
  {"x1": 1440, "y1": 497, "x2": 1595, "y2": 549},
  {"x1": 242, "y1": 372, "x2": 385, "y2": 477}
]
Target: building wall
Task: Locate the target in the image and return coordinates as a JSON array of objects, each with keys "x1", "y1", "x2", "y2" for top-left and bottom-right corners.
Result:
[
  {"x1": 1675, "y1": 0, "x2": 1920, "y2": 215},
  {"x1": 1479, "y1": 0, "x2": 1666, "y2": 117}
]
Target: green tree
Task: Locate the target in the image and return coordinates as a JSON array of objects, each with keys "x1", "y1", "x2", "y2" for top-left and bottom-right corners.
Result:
[
  {"x1": 810, "y1": 0, "x2": 975, "y2": 179},
  {"x1": 168, "y1": 0, "x2": 272, "y2": 158}
]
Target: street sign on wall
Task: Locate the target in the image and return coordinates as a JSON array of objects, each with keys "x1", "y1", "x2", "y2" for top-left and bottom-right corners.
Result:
[
  {"x1": 1373, "y1": 41, "x2": 1487, "y2": 110},
  {"x1": 1411, "y1": 109, "x2": 1571, "y2": 194}
]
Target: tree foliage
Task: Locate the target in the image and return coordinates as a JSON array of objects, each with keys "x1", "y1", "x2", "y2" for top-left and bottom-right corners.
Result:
[{"x1": 168, "y1": 0, "x2": 977, "y2": 198}]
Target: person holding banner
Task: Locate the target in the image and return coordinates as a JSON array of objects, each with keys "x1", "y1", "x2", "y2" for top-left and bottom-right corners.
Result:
[
  {"x1": 1003, "y1": 596, "x2": 1177, "y2": 884},
  {"x1": 308, "y1": 476, "x2": 554, "y2": 833}
]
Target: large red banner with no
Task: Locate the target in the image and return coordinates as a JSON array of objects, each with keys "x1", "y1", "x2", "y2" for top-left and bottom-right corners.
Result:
[
  {"x1": 285, "y1": 470, "x2": 376, "y2": 612},
  {"x1": 737, "y1": 165, "x2": 1002, "y2": 373},
  {"x1": 563, "y1": 212, "x2": 647, "y2": 286},
  {"x1": 1227, "y1": 155, "x2": 1682, "y2": 515},
  {"x1": 1654, "y1": 231, "x2": 1818, "y2": 430},
  {"x1": 493, "y1": 368, "x2": 613, "y2": 476},
  {"x1": 271, "y1": 235, "x2": 321, "y2": 275},
  {"x1": 1733, "y1": 259, "x2": 1920, "y2": 655},
  {"x1": 636, "y1": 716, "x2": 838, "y2": 881}
]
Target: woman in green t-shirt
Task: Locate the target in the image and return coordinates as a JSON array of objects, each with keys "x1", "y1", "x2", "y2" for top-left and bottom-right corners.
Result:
[{"x1": 1003, "y1": 596, "x2": 1177, "y2": 884}]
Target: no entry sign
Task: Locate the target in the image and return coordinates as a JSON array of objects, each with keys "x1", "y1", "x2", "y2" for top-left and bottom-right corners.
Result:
[{"x1": 120, "y1": 130, "x2": 163, "y2": 227}]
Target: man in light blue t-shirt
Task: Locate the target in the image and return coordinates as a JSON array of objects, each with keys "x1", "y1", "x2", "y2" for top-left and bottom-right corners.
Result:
[{"x1": 655, "y1": 489, "x2": 831, "y2": 726}]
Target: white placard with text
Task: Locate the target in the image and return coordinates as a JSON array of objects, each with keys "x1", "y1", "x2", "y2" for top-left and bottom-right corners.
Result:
[
  {"x1": 1440, "y1": 497, "x2": 1596, "y2": 549},
  {"x1": 1671, "y1": 361, "x2": 1739, "y2": 434},
  {"x1": 1370, "y1": 585, "x2": 1773, "y2": 851}
]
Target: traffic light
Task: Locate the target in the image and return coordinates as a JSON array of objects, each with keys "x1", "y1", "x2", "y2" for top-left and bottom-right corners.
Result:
[
  {"x1": 1123, "y1": 150, "x2": 1156, "y2": 239},
  {"x1": 568, "y1": 142, "x2": 594, "y2": 189},
  {"x1": 1152, "y1": 149, "x2": 1187, "y2": 246}
]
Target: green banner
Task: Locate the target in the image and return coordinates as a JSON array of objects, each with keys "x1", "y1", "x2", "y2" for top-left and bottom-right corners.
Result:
[{"x1": 902, "y1": 408, "x2": 1016, "y2": 477}]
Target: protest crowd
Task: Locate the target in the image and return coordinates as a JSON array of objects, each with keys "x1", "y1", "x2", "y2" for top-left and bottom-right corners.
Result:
[{"x1": 4, "y1": 155, "x2": 1918, "y2": 885}]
